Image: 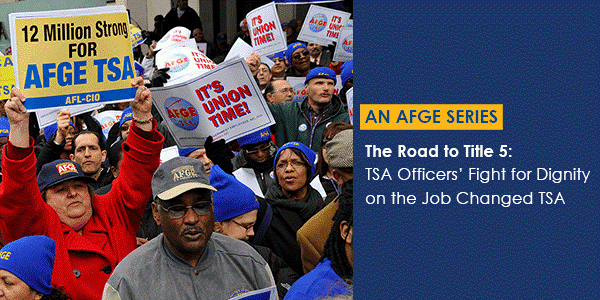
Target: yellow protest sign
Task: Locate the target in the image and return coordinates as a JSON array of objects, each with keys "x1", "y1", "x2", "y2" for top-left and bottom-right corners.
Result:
[
  {"x1": 0, "y1": 55, "x2": 15, "y2": 100},
  {"x1": 9, "y1": 6, "x2": 136, "y2": 112}
]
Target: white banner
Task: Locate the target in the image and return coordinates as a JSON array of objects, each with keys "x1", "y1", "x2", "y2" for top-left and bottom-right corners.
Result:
[
  {"x1": 223, "y1": 38, "x2": 274, "y2": 69},
  {"x1": 346, "y1": 87, "x2": 353, "y2": 125},
  {"x1": 151, "y1": 57, "x2": 275, "y2": 148},
  {"x1": 196, "y1": 42, "x2": 207, "y2": 55},
  {"x1": 155, "y1": 26, "x2": 190, "y2": 51},
  {"x1": 247, "y1": 2, "x2": 287, "y2": 56},
  {"x1": 287, "y1": 75, "x2": 342, "y2": 103},
  {"x1": 332, "y1": 27, "x2": 353, "y2": 62},
  {"x1": 37, "y1": 103, "x2": 102, "y2": 129},
  {"x1": 156, "y1": 39, "x2": 217, "y2": 86},
  {"x1": 297, "y1": 5, "x2": 351, "y2": 46},
  {"x1": 93, "y1": 110, "x2": 122, "y2": 139},
  {"x1": 160, "y1": 145, "x2": 180, "y2": 164}
]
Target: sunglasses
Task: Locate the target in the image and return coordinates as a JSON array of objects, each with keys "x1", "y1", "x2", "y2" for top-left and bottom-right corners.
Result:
[
  {"x1": 158, "y1": 202, "x2": 212, "y2": 219},
  {"x1": 246, "y1": 144, "x2": 272, "y2": 155},
  {"x1": 292, "y1": 51, "x2": 309, "y2": 60}
]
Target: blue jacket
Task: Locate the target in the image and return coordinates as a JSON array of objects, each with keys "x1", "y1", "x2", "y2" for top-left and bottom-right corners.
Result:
[{"x1": 284, "y1": 258, "x2": 351, "y2": 300}]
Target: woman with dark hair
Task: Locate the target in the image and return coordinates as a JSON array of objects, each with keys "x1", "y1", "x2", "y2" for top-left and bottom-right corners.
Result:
[
  {"x1": 0, "y1": 235, "x2": 70, "y2": 300},
  {"x1": 284, "y1": 180, "x2": 353, "y2": 300},
  {"x1": 315, "y1": 122, "x2": 353, "y2": 204},
  {"x1": 259, "y1": 142, "x2": 326, "y2": 275}
]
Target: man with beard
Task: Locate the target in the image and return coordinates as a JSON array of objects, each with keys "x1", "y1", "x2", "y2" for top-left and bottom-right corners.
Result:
[
  {"x1": 232, "y1": 127, "x2": 277, "y2": 198},
  {"x1": 103, "y1": 156, "x2": 275, "y2": 299}
]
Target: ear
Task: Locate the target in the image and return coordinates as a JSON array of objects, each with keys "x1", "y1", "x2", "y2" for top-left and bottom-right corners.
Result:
[
  {"x1": 340, "y1": 220, "x2": 352, "y2": 245},
  {"x1": 34, "y1": 291, "x2": 43, "y2": 300},
  {"x1": 330, "y1": 169, "x2": 345, "y2": 185},
  {"x1": 152, "y1": 202, "x2": 161, "y2": 226},
  {"x1": 69, "y1": 153, "x2": 75, "y2": 160},
  {"x1": 266, "y1": 93, "x2": 273, "y2": 102},
  {"x1": 101, "y1": 149, "x2": 107, "y2": 163},
  {"x1": 110, "y1": 165, "x2": 120, "y2": 178}
]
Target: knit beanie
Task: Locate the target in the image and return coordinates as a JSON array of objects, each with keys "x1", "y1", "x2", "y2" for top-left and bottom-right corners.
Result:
[
  {"x1": 341, "y1": 60, "x2": 353, "y2": 86},
  {"x1": 285, "y1": 42, "x2": 308, "y2": 64},
  {"x1": 209, "y1": 165, "x2": 259, "y2": 222},
  {"x1": 119, "y1": 106, "x2": 133, "y2": 127},
  {"x1": 273, "y1": 141, "x2": 317, "y2": 178},
  {"x1": 238, "y1": 127, "x2": 271, "y2": 148},
  {"x1": 0, "y1": 235, "x2": 55, "y2": 295},
  {"x1": 178, "y1": 147, "x2": 201, "y2": 157},
  {"x1": 0, "y1": 117, "x2": 9, "y2": 137}
]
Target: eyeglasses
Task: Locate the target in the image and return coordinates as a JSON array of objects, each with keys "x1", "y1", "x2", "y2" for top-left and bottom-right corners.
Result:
[
  {"x1": 246, "y1": 144, "x2": 271, "y2": 155},
  {"x1": 272, "y1": 58, "x2": 285, "y2": 63},
  {"x1": 276, "y1": 160, "x2": 308, "y2": 170},
  {"x1": 292, "y1": 51, "x2": 309, "y2": 60},
  {"x1": 158, "y1": 202, "x2": 212, "y2": 219},
  {"x1": 231, "y1": 219, "x2": 255, "y2": 232}
]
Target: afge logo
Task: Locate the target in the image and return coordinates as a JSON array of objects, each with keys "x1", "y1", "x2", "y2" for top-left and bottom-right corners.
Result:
[
  {"x1": 0, "y1": 129, "x2": 8, "y2": 135},
  {"x1": 229, "y1": 289, "x2": 250, "y2": 298},
  {"x1": 56, "y1": 162, "x2": 78, "y2": 175},
  {"x1": 164, "y1": 54, "x2": 190, "y2": 72},
  {"x1": 298, "y1": 124, "x2": 308, "y2": 132},
  {"x1": 171, "y1": 165, "x2": 199, "y2": 181},
  {"x1": 165, "y1": 97, "x2": 200, "y2": 130},
  {"x1": 260, "y1": 130, "x2": 270, "y2": 137},
  {"x1": 309, "y1": 14, "x2": 328, "y2": 33},
  {"x1": 342, "y1": 35, "x2": 353, "y2": 53}
]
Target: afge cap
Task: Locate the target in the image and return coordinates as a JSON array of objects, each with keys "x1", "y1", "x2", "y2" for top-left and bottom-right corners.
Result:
[{"x1": 152, "y1": 156, "x2": 216, "y2": 201}]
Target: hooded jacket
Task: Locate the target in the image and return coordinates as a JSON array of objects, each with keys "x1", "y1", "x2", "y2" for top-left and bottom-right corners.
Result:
[{"x1": 267, "y1": 95, "x2": 349, "y2": 153}]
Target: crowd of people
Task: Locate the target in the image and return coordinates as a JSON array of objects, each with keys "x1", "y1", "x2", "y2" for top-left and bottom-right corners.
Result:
[{"x1": 0, "y1": 1, "x2": 353, "y2": 300}]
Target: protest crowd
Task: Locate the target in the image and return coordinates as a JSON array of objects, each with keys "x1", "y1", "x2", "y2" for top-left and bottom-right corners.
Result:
[{"x1": 0, "y1": 1, "x2": 353, "y2": 299}]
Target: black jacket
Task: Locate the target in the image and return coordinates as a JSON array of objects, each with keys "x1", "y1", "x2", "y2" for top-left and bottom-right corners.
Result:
[{"x1": 260, "y1": 185, "x2": 325, "y2": 275}]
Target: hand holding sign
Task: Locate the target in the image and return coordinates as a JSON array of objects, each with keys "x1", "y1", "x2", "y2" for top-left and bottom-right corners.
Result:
[
  {"x1": 6, "y1": 87, "x2": 28, "y2": 148},
  {"x1": 131, "y1": 77, "x2": 153, "y2": 131},
  {"x1": 246, "y1": 52, "x2": 261, "y2": 75}
]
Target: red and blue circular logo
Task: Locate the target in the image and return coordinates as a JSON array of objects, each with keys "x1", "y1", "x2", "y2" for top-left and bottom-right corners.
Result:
[
  {"x1": 309, "y1": 14, "x2": 328, "y2": 33},
  {"x1": 165, "y1": 97, "x2": 199, "y2": 130},
  {"x1": 165, "y1": 54, "x2": 190, "y2": 72},
  {"x1": 342, "y1": 35, "x2": 353, "y2": 53}
]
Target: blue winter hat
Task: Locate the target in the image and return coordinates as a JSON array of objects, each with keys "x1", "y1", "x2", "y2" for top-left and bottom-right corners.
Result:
[
  {"x1": 209, "y1": 165, "x2": 259, "y2": 222},
  {"x1": 268, "y1": 51, "x2": 285, "y2": 61},
  {"x1": 304, "y1": 67, "x2": 337, "y2": 85},
  {"x1": 273, "y1": 141, "x2": 317, "y2": 178},
  {"x1": 285, "y1": 42, "x2": 308, "y2": 65},
  {"x1": 0, "y1": 117, "x2": 9, "y2": 137},
  {"x1": 238, "y1": 127, "x2": 271, "y2": 148},
  {"x1": 341, "y1": 60, "x2": 353, "y2": 86},
  {"x1": 178, "y1": 147, "x2": 201, "y2": 157},
  {"x1": 120, "y1": 106, "x2": 133, "y2": 127},
  {"x1": 37, "y1": 159, "x2": 96, "y2": 191},
  {"x1": 0, "y1": 235, "x2": 56, "y2": 295},
  {"x1": 43, "y1": 121, "x2": 76, "y2": 140}
]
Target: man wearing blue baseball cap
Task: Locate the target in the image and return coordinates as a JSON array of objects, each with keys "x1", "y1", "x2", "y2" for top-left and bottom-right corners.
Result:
[
  {"x1": 268, "y1": 52, "x2": 287, "y2": 80},
  {"x1": 266, "y1": 67, "x2": 350, "y2": 152},
  {"x1": 0, "y1": 79, "x2": 164, "y2": 300}
]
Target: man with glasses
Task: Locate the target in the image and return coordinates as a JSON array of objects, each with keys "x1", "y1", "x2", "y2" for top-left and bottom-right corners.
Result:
[
  {"x1": 103, "y1": 156, "x2": 276, "y2": 300},
  {"x1": 285, "y1": 42, "x2": 311, "y2": 77},
  {"x1": 233, "y1": 127, "x2": 278, "y2": 198},
  {"x1": 264, "y1": 79, "x2": 294, "y2": 104}
]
